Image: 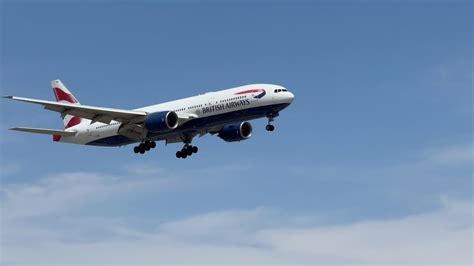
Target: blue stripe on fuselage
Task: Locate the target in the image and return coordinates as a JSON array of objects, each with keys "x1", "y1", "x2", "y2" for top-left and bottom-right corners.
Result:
[
  {"x1": 254, "y1": 91, "x2": 266, "y2": 99},
  {"x1": 86, "y1": 103, "x2": 290, "y2": 147}
]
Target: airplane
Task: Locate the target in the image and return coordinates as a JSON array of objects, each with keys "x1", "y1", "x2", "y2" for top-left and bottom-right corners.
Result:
[{"x1": 4, "y1": 80, "x2": 295, "y2": 158}]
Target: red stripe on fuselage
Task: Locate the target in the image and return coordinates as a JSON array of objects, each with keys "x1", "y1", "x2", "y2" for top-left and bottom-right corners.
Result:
[
  {"x1": 235, "y1": 89, "x2": 264, "y2": 95},
  {"x1": 53, "y1": 87, "x2": 77, "y2": 103}
]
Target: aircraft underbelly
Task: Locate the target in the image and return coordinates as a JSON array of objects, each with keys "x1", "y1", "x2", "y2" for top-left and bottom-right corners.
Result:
[{"x1": 86, "y1": 103, "x2": 289, "y2": 147}]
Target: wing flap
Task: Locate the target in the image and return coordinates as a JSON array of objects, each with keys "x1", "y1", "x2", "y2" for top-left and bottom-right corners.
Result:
[{"x1": 10, "y1": 127, "x2": 76, "y2": 136}]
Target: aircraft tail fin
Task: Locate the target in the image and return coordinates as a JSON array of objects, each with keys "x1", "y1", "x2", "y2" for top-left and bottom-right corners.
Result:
[{"x1": 51, "y1": 79, "x2": 83, "y2": 129}]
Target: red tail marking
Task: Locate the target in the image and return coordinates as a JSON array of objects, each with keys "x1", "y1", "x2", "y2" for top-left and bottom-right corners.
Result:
[
  {"x1": 53, "y1": 87, "x2": 77, "y2": 103},
  {"x1": 66, "y1": 116, "x2": 81, "y2": 128},
  {"x1": 53, "y1": 87, "x2": 81, "y2": 128},
  {"x1": 53, "y1": 135, "x2": 61, "y2": 142}
]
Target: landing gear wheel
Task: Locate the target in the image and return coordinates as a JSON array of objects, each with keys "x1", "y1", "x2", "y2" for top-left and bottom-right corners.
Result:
[
  {"x1": 176, "y1": 140, "x2": 199, "y2": 159},
  {"x1": 266, "y1": 124, "x2": 275, "y2": 131},
  {"x1": 136, "y1": 144, "x2": 144, "y2": 154},
  {"x1": 135, "y1": 141, "x2": 157, "y2": 154},
  {"x1": 185, "y1": 146, "x2": 193, "y2": 156}
]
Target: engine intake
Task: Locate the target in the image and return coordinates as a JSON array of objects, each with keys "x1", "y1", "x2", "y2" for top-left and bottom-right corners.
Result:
[
  {"x1": 218, "y1": 121, "x2": 252, "y2": 142},
  {"x1": 144, "y1": 111, "x2": 179, "y2": 133}
]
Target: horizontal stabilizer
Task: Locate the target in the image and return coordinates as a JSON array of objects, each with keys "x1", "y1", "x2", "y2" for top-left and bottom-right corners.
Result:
[{"x1": 9, "y1": 127, "x2": 76, "y2": 136}]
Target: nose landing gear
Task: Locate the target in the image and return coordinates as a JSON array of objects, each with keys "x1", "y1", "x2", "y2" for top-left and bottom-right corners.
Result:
[
  {"x1": 133, "y1": 140, "x2": 156, "y2": 154},
  {"x1": 266, "y1": 112, "x2": 278, "y2": 132},
  {"x1": 176, "y1": 145, "x2": 198, "y2": 159},
  {"x1": 265, "y1": 124, "x2": 275, "y2": 131}
]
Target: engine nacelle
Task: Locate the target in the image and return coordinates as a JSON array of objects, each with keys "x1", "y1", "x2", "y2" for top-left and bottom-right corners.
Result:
[
  {"x1": 144, "y1": 111, "x2": 179, "y2": 133},
  {"x1": 218, "y1": 121, "x2": 253, "y2": 142}
]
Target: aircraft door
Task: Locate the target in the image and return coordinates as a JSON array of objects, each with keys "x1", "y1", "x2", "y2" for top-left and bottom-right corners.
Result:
[{"x1": 208, "y1": 97, "x2": 216, "y2": 105}]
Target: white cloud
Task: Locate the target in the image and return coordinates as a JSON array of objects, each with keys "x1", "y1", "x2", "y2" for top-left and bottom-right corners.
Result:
[
  {"x1": 257, "y1": 199, "x2": 473, "y2": 264},
  {"x1": 1, "y1": 170, "x2": 472, "y2": 265},
  {"x1": 123, "y1": 163, "x2": 167, "y2": 176},
  {"x1": 1, "y1": 141, "x2": 472, "y2": 266},
  {"x1": 157, "y1": 207, "x2": 281, "y2": 246},
  {"x1": 426, "y1": 143, "x2": 473, "y2": 166},
  {"x1": 1, "y1": 171, "x2": 174, "y2": 218},
  {"x1": 0, "y1": 163, "x2": 21, "y2": 176}
]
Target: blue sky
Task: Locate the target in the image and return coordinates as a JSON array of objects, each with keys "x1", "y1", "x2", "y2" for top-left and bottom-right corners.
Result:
[{"x1": 1, "y1": 1, "x2": 472, "y2": 264}]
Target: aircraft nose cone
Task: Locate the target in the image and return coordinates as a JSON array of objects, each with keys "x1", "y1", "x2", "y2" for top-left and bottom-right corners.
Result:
[{"x1": 287, "y1": 92, "x2": 295, "y2": 102}]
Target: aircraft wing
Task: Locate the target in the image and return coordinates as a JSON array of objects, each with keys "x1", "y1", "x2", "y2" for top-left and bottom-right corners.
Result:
[
  {"x1": 178, "y1": 113, "x2": 198, "y2": 124},
  {"x1": 4, "y1": 96, "x2": 148, "y2": 124}
]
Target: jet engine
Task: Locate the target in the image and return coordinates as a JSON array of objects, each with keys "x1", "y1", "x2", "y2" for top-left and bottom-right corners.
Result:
[
  {"x1": 218, "y1": 121, "x2": 252, "y2": 142},
  {"x1": 144, "y1": 111, "x2": 179, "y2": 133}
]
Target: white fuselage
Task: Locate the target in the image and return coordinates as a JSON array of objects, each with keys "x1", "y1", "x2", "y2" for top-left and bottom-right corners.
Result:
[{"x1": 60, "y1": 84, "x2": 294, "y2": 146}]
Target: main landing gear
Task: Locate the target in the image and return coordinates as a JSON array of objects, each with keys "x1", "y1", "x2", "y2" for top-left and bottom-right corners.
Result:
[
  {"x1": 176, "y1": 145, "x2": 198, "y2": 159},
  {"x1": 133, "y1": 140, "x2": 156, "y2": 154}
]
